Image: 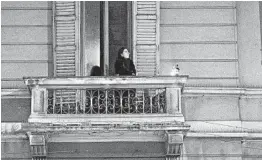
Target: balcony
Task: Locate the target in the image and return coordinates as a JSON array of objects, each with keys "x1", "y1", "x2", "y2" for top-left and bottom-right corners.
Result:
[{"x1": 24, "y1": 76, "x2": 188, "y2": 124}]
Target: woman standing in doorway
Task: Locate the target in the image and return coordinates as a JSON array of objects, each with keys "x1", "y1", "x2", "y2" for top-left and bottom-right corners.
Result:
[
  {"x1": 115, "y1": 47, "x2": 136, "y2": 76},
  {"x1": 114, "y1": 47, "x2": 136, "y2": 113}
]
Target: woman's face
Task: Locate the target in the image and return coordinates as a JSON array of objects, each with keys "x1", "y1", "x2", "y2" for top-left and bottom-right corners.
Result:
[{"x1": 121, "y1": 49, "x2": 130, "y2": 59}]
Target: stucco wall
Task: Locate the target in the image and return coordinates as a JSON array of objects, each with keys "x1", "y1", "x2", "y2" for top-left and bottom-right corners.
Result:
[
  {"x1": 182, "y1": 95, "x2": 262, "y2": 121},
  {"x1": 1, "y1": 1, "x2": 53, "y2": 89},
  {"x1": 160, "y1": 1, "x2": 262, "y2": 88},
  {"x1": 237, "y1": 1, "x2": 262, "y2": 87},
  {"x1": 159, "y1": 1, "x2": 239, "y2": 87}
]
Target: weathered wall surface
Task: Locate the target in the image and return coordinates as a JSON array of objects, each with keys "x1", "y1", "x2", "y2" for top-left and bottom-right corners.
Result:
[
  {"x1": 159, "y1": 1, "x2": 239, "y2": 87},
  {"x1": 1, "y1": 1, "x2": 53, "y2": 89},
  {"x1": 237, "y1": 2, "x2": 262, "y2": 87},
  {"x1": 183, "y1": 137, "x2": 243, "y2": 160},
  {"x1": 182, "y1": 94, "x2": 262, "y2": 121},
  {"x1": 1, "y1": 98, "x2": 31, "y2": 122},
  {"x1": 182, "y1": 96, "x2": 240, "y2": 121},
  {"x1": 1, "y1": 140, "x2": 31, "y2": 159},
  {"x1": 160, "y1": 1, "x2": 262, "y2": 88}
]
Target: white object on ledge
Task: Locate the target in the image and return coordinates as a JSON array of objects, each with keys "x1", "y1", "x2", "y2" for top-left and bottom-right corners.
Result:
[{"x1": 170, "y1": 64, "x2": 180, "y2": 76}]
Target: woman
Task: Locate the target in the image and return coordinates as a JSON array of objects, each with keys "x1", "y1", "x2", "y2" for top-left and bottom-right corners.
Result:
[
  {"x1": 114, "y1": 47, "x2": 137, "y2": 113},
  {"x1": 115, "y1": 47, "x2": 136, "y2": 76}
]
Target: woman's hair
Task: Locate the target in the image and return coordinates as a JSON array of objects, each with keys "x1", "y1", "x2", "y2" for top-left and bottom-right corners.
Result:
[
  {"x1": 118, "y1": 47, "x2": 127, "y2": 59},
  {"x1": 90, "y1": 66, "x2": 102, "y2": 76}
]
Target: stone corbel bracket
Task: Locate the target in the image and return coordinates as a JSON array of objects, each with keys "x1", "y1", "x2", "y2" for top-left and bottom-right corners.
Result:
[
  {"x1": 27, "y1": 132, "x2": 47, "y2": 160},
  {"x1": 165, "y1": 130, "x2": 188, "y2": 159}
]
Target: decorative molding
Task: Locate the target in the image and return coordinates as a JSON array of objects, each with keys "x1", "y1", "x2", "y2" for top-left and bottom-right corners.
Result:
[
  {"x1": 183, "y1": 87, "x2": 262, "y2": 96},
  {"x1": 185, "y1": 121, "x2": 262, "y2": 133},
  {"x1": 160, "y1": 41, "x2": 237, "y2": 44},
  {"x1": 29, "y1": 134, "x2": 46, "y2": 145},
  {"x1": 181, "y1": 154, "x2": 244, "y2": 158},
  {"x1": 28, "y1": 133, "x2": 47, "y2": 159},
  {"x1": 1, "y1": 78, "x2": 23, "y2": 81},
  {"x1": 1, "y1": 60, "x2": 52, "y2": 63},
  {"x1": 2, "y1": 87, "x2": 261, "y2": 99},
  {"x1": 187, "y1": 132, "x2": 249, "y2": 138},
  {"x1": 1, "y1": 89, "x2": 30, "y2": 98},
  {"x1": 2, "y1": 121, "x2": 262, "y2": 141},
  {"x1": 161, "y1": 59, "x2": 238, "y2": 62},
  {"x1": 27, "y1": 114, "x2": 186, "y2": 125},
  {"x1": 49, "y1": 131, "x2": 166, "y2": 142},
  {"x1": 23, "y1": 76, "x2": 188, "y2": 88},
  {"x1": 1, "y1": 134, "x2": 28, "y2": 142},
  {"x1": 1, "y1": 123, "x2": 23, "y2": 133},
  {"x1": 160, "y1": 23, "x2": 237, "y2": 27},
  {"x1": 189, "y1": 77, "x2": 238, "y2": 79},
  {"x1": 1, "y1": 25, "x2": 52, "y2": 28},
  {"x1": 1, "y1": 7, "x2": 52, "y2": 10},
  {"x1": 160, "y1": 6, "x2": 236, "y2": 9},
  {"x1": 2, "y1": 42, "x2": 52, "y2": 45}
]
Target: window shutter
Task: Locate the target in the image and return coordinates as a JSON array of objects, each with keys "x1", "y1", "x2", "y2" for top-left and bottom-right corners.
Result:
[
  {"x1": 53, "y1": 1, "x2": 80, "y2": 77},
  {"x1": 53, "y1": 2, "x2": 80, "y2": 106},
  {"x1": 133, "y1": 1, "x2": 160, "y2": 76}
]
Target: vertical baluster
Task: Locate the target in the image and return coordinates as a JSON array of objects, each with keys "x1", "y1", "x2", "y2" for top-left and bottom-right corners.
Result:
[
  {"x1": 75, "y1": 90, "x2": 78, "y2": 114},
  {"x1": 83, "y1": 89, "x2": 86, "y2": 114},
  {"x1": 31, "y1": 146, "x2": 34, "y2": 156},
  {"x1": 52, "y1": 90, "x2": 55, "y2": 114},
  {"x1": 113, "y1": 89, "x2": 115, "y2": 114},
  {"x1": 142, "y1": 89, "x2": 145, "y2": 113},
  {"x1": 135, "y1": 90, "x2": 138, "y2": 113},
  {"x1": 158, "y1": 89, "x2": 160, "y2": 113},
  {"x1": 38, "y1": 146, "x2": 42, "y2": 155},
  {"x1": 90, "y1": 90, "x2": 93, "y2": 114},
  {"x1": 105, "y1": 89, "x2": 108, "y2": 114},
  {"x1": 60, "y1": 90, "x2": 62, "y2": 114},
  {"x1": 43, "y1": 145, "x2": 46, "y2": 156},
  {"x1": 120, "y1": 90, "x2": 123, "y2": 114},
  {"x1": 128, "y1": 89, "x2": 130, "y2": 113},
  {"x1": 150, "y1": 90, "x2": 153, "y2": 113},
  {"x1": 67, "y1": 94, "x2": 70, "y2": 114},
  {"x1": 98, "y1": 90, "x2": 100, "y2": 114},
  {"x1": 35, "y1": 146, "x2": 38, "y2": 156}
]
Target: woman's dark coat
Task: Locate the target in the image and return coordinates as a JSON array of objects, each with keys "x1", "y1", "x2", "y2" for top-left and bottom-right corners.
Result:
[{"x1": 114, "y1": 57, "x2": 136, "y2": 76}]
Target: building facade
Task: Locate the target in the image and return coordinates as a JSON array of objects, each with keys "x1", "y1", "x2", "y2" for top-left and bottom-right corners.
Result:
[{"x1": 2, "y1": 1, "x2": 262, "y2": 160}]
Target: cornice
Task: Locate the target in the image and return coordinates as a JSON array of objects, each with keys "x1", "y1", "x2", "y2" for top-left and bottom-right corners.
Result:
[
  {"x1": 183, "y1": 87, "x2": 262, "y2": 96},
  {"x1": 3, "y1": 87, "x2": 262, "y2": 99},
  {"x1": 2, "y1": 121, "x2": 262, "y2": 142},
  {"x1": 1, "y1": 89, "x2": 30, "y2": 98}
]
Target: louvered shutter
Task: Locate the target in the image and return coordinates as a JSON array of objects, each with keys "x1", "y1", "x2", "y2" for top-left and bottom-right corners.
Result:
[
  {"x1": 53, "y1": 2, "x2": 80, "y2": 106},
  {"x1": 54, "y1": 1, "x2": 80, "y2": 76},
  {"x1": 133, "y1": 1, "x2": 160, "y2": 76}
]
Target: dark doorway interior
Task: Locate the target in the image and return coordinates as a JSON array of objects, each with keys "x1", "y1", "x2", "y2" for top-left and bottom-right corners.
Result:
[
  {"x1": 82, "y1": 2, "x2": 132, "y2": 76},
  {"x1": 108, "y1": 1, "x2": 129, "y2": 76}
]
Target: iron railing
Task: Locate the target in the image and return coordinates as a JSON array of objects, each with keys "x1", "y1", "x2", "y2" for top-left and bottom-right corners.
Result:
[{"x1": 47, "y1": 88, "x2": 166, "y2": 114}]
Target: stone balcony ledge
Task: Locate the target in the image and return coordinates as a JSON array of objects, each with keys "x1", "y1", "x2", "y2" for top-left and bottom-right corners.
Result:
[
  {"x1": 23, "y1": 76, "x2": 188, "y2": 123},
  {"x1": 23, "y1": 76, "x2": 189, "y2": 89}
]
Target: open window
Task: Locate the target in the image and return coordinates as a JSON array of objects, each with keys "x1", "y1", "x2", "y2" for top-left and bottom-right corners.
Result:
[
  {"x1": 53, "y1": 1, "x2": 159, "y2": 77},
  {"x1": 80, "y1": 1, "x2": 133, "y2": 76}
]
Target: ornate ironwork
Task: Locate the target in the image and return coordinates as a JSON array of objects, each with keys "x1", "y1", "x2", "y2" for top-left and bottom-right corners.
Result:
[{"x1": 47, "y1": 88, "x2": 166, "y2": 114}]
